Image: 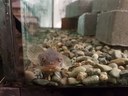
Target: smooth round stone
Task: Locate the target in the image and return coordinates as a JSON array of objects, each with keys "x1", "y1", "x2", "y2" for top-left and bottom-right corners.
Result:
[
  {"x1": 100, "y1": 72, "x2": 108, "y2": 81},
  {"x1": 60, "y1": 78, "x2": 68, "y2": 85},
  {"x1": 57, "y1": 42, "x2": 63, "y2": 47},
  {"x1": 95, "y1": 46, "x2": 102, "y2": 50},
  {"x1": 68, "y1": 78, "x2": 79, "y2": 85},
  {"x1": 113, "y1": 50, "x2": 122, "y2": 59},
  {"x1": 102, "y1": 46, "x2": 110, "y2": 52},
  {"x1": 104, "y1": 45, "x2": 110, "y2": 50},
  {"x1": 123, "y1": 50, "x2": 128, "y2": 58},
  {"x1": 110, "y1": 58, "x2": 128, "y2": 66},
  {"x1": 62, "y1": 46, "x2": 68, "y2": 51},
  {"x1": 82, "y1": 59, "x2": 95, "y2": 66},
  {"x1": 69, "y1": 52, "x2": 75, "y2": 58},
  {"x1": 92, "y1": 53, "x2": 99, "y2": 60},
  {"x1": 96, "y1": 64, "x2": 112, "y2": 72},
  {"x1": 108, "y1": 63, "x2": 118, "y2": 68},
  {"x1": 82, "y1": 64, "x2": 93, "y2": 69},
  {"x1": 77, "y1": 72, "x2": 87, "y2": 81},
  {"x1": 76, "y1": 56, "x2": 87, "y2": 62},
  {"x1": 69, "y1": 66, "x2": 86, "y2": 77},
  {"x1": 86, "y1": 68, "x2": 101, "y2": 76},
  {"x1": 76, "y1": 50, "x2": 85, "y2": 56},
  {"x1": 52, "y1": 72, "x2": 62, "y2": 82},
  {"x1": 82, "y1": 75, "x2": 99, "y2": 85},
  {"x1": 119, "y1": 66, "x2": 125, "y2": 70},
  {"x1": 109, "y1": 68, "x2": 121, "y2": 78}
]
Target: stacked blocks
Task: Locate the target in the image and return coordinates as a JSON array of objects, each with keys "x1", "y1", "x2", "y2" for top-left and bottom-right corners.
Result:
[{"x1": 93, "y1": 0, "x2": 128, "y2": 46}]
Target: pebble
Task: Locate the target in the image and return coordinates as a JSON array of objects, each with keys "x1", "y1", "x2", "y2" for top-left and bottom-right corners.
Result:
[
  {"x1": 60, "y1": 78, "x2": 68, "y2": 85},
  {"x1": 82, "y1": 64, "x2": 93, "y2": 69},
  {"x1": 82, "y1": 59, "x2": 95, "y2": 66},
  {"x1": 62, "y1": 46, "x2": 68, "y2": 51},
  {"x1": 86, "y1": 68, "x2": 101, "y2": 76},
  {"x1": 113, "y1": 50, "x2": 122, "y2": 59},
  {"x1": 108, "y1": 63, "x2": 118, "y2": 68},
  {"x1": 95, "y1": 46, "x2": 102, "y2": 50},
  {"x1": 96, "y1": 64, "x2": 112, "y2": 72},
  {"x1": 57, "y1": 42, "x2": 63, "y2": 47},
  {"x1": 68, "y1": 66, "x2": 86, "y2": 77},
  {"x1": 109, "y1": 68, "x2": 121, "y2": 78},
  {"x1": 118, "y1": 66, "x2": 125, "y2": 70},
  {"x1": 76, "y1": 56, "x2": 87, "y2": 62},
  {"x1": 76, "y1": 50, "x2": 85, "y2": 56},
  {"x1": 100, "y1": 72, "x2": 108, "y2": 81},
  {"x1": 92, "y1": 53, "x2": 99, "y2": 60},
  {"x1": 110, "y1": 58, "x2": 128, "y2": 65},
  {"x1": 68, "y1": 78, "x2": 80, "y2": 85},
  {"x1": 82, "y1": 75, "x2": 99, "y2": 85},
  {"x1": 77, "y1": 72, "x2": 87, "y2": 81},
  {"x1": 102, "y1": 46, "x2": 110, "y2": 53},
  {"x1": 123, "y1": 50, "x2": 128, "y2": 58},
  {"x1": 52, "y1": 72, "x2": 62, "y2": 82}
]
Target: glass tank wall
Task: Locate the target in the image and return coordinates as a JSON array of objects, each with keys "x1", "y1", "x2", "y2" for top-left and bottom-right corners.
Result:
[{"x1": 12, "y1": 0, "x2": 128, "y2": 87}]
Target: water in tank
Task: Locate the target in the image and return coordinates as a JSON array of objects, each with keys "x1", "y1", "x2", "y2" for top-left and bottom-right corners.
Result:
[{"x1": 12, "y1": 0, "x2": 128, "y2": 87}]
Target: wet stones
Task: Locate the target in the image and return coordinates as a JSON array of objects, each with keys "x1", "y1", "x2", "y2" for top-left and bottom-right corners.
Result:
[
  {"x1": 68, "y1": 66, "x2": 86, "y2": 77},
  {"x1": 26, "y1": 30, "x2": 128, "y2": 87},
  {"x1": 96, "y1": 64, "x2": 112, "y2": 72},
  {"x1": 113, "y1": 50, "x2": 122, "y2": 59},
  {"x1": 109, "y1": 68, "x2": 121, "y2": 78},
  {"x1": 68, "y1": 78, "x2": 80, "y2": 85},
  {"x1": 82, "y1": 75, "x2": 99, "y2": 85},
  {"x1": 99, "y1": 72, "x2": 108, "y2": 81},
  {"x1": 110, "y1": 58, "x2": 128, "y2": 66}
]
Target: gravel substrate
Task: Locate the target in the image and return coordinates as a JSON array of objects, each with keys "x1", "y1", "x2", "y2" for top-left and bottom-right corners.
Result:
[{"x1": 24, "y1": 30, "x2": 128, "y2": 87}]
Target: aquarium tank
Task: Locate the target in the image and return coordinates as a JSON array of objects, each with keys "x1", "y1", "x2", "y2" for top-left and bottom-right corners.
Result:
[{"x1": 2, "y1": 0, "x2": 128, "y2": 87}]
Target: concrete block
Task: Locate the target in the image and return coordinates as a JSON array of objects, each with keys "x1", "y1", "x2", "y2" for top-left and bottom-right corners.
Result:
[
  {"x1": 96, "y1": 10, "x2": 128, "y2": 46},
  {"x1": 92, "y1": 0, "x2": 128, "y2": 13},
  {"x1": 77, "y1": 13, "x2": 97, "y2": 36},
  {"x1": 66, "y1": 0, "x2": 93, "y2": 17}
]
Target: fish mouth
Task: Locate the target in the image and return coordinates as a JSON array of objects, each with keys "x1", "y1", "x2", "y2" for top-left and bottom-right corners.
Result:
[{"x1": 41, "y1": 64, "x2": 61, "y2": 73}]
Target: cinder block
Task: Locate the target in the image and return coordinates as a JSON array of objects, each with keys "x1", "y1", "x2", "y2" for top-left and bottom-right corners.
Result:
[
  {"x1": 66, "y1": 0, "x2": 93, "y2": 17},
  {"x1": 77, "y1": 13, "x2": 97, "y2": 36},
  {"x1": 92, "y1": 0, "x2": 128, "y2": 13},
  {"x1": 96, "y1": 10, "x2": 128, "y2": 46}
]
